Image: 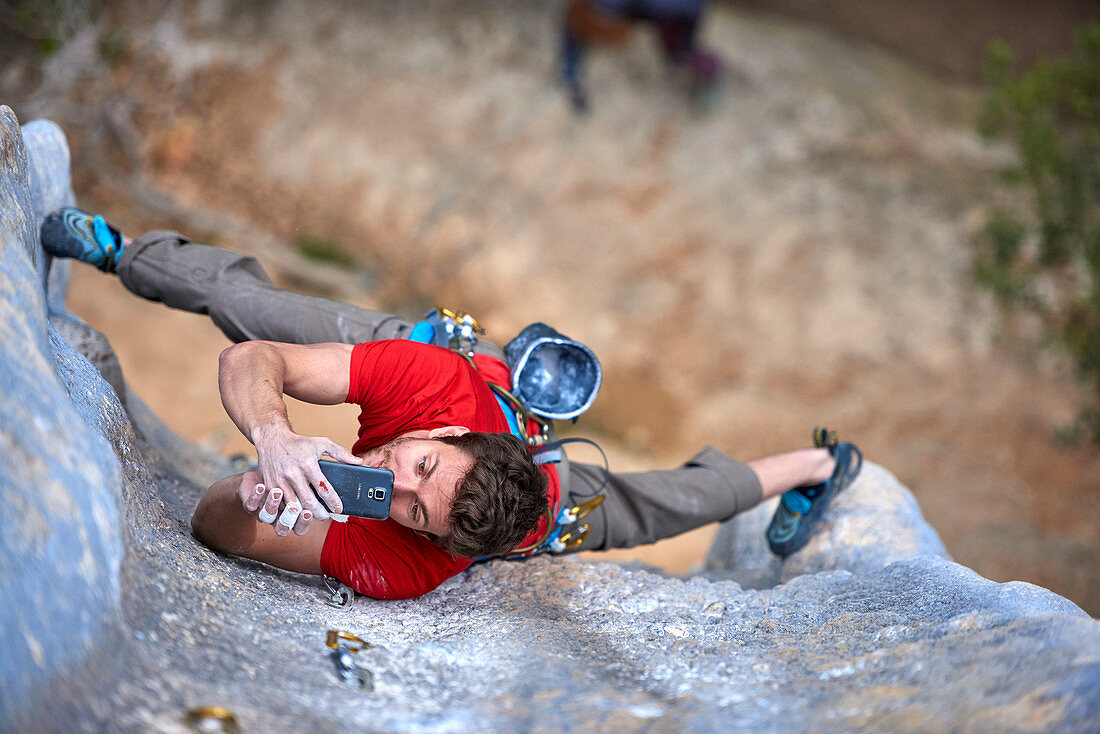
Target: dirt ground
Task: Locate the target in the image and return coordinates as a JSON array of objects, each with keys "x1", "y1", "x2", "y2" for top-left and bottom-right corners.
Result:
[
  {"x1": 735, "y1": 0, "x2": 1099, "y2": 80},
  {"x1": 17, "y1": 0, "x2": 1100, "y2": 615}
]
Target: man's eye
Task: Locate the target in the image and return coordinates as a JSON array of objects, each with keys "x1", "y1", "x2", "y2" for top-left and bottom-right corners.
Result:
[
  {"x1": 418, "y1": 459, "x2": 426, "y2": 475},
  {"x1": 411, "y1": 502, "x2": 419, "y2": 521}
]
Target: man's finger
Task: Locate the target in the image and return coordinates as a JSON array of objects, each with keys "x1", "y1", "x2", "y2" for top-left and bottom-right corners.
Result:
[
  {"x1": 293, "y1": 509, "x2": 313, "y2": 536},
  {"x1": 316, "y1": 478, "x2": 341, "y2": 516},
  {"x1": 326, "y1": 441, "x2": 362, "y2": 465},
  {"x1": 276, "y1": 501, "x2": 301, "y2": 536},
  {"x1": 243, "y1": 483, "x2": 266, "y2": 513},
  {"x1": 305, "y1": 467, "x2": 340, "y2": 517},
  {"x1": 257, "y1": 487, "x2": 283, "y2": 524},
  {"x1": 236, "y1": 471, "x2": 262, "y2": 509},
  {"x1": 286, "y1": 469, "x2": 325, "y2": 519}
]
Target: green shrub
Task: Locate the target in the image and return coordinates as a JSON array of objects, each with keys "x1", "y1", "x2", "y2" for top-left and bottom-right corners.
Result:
[
  {"x1": 293, "y1": 233, "x2": 355, "y2": 267},
  {"x1": 977, "y1": 25, "x2": 1100, "y2": 439},
  {"x1": 8, "y1": 0, "x2": 94, "y2": 57}
]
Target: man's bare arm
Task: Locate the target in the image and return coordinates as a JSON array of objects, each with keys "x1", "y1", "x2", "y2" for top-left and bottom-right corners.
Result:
[
  {"x1": 217, "y1": 341, "x2": 362, "y2": 535},
  {"x1": 218, "y1": 340, "x2": 353, "y2": 424},
  {"x1": 192, "y1": 471, "x2": 329, "y2": 573}
]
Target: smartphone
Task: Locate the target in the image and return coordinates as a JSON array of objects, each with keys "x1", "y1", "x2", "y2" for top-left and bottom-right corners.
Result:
[{"x1": 318, "y1": 460, "x2": 394, "y2": 520}]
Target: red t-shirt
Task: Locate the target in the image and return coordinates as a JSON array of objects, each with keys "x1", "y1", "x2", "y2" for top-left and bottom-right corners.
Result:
[{"x1": 319, "y1": 340, "x2": 560, "y2": 599}]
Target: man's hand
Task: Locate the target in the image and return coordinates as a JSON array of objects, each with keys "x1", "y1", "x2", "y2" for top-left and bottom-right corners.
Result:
[
  {"x1": 245, "y1": 423, "x2": 363, "y2": 536},
  {"x1": 217, "y1": 340, "x2": 359, "y2": 536}
]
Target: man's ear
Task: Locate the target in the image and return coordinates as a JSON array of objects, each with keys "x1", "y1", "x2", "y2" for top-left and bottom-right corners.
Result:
[{"x1": 427, "y1": 425, "x2": 470, "y2": 439}]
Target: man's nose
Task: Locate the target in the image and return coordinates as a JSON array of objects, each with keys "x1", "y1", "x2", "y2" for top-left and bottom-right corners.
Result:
[
  {"x1": 389, "y1": 466, "x2": 418, "y2": 495},
  {"x1": 388, "y1": 486, "x2": 410, "y2": 516}
]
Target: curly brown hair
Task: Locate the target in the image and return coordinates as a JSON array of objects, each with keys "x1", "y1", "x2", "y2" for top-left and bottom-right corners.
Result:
[{"x1": 432, "y1": 432, "x2": 549, "y2": 558}]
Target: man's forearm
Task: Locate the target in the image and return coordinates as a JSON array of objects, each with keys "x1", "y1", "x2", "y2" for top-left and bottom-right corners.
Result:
[{"x1": 218, "y1": 341, "x2": 295, "y2": 444}]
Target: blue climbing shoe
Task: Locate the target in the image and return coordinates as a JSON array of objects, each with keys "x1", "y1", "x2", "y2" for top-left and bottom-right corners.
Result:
[
  {"x1": 40, "y1": 207, "x2": 124, "y2": 272},
  {"x1": 766, "y1": 428, "x2": 863, "y2": 557}
]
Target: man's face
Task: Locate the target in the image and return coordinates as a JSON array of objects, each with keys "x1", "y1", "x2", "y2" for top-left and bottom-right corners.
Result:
[{"x1": 359, "y1": 437, "x2": 472, "y2": 538}]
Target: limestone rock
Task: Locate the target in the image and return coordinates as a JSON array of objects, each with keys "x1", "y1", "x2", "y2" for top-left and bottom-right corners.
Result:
[
  {"x1": 0, "y1": 110, "x2": 123, "y2": 714},
  {"x1": 706, "y1": 463, "x2": 952, "y2": 589},
  {"x1": 2, "y1": 108, "x2": 1099, "y2": 733}
]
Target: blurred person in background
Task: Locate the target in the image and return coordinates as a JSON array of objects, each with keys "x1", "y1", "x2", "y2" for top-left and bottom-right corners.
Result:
[{"x1": 561, "y1": 0, "x2": 723, "y2": 111}]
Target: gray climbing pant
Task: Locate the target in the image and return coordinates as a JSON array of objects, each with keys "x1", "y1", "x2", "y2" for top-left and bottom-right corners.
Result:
[{"x1": 117, "y1": 230, "x2": 764, "y2": 552}]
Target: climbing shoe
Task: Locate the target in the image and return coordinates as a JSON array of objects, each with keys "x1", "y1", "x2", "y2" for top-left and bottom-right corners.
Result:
[
  {"x1": 766, "y1": 427, "x2": 863, "y2": 558},
  {"x1": 40, "y1": 207, "x2": 124, "y2": 272}
]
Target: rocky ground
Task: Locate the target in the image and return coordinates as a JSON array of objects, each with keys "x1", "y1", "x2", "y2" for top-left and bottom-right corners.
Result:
[{"x1": 4, "y1": 0, "x2": 1099, "y2": 615}]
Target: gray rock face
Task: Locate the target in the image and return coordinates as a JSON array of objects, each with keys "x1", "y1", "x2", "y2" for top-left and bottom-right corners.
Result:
[
  {"x1": 0, "y1": 111, "x2": 125, "y2": 720},
  {"x1": 2, "y1": 107, "x2": 1099, "y2": 733},
  {"x1": 705, "y1": 463, "x2": 953, "y2": 589}
]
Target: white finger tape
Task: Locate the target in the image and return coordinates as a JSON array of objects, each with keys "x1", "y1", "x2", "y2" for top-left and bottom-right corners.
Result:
[
  {"x1": 278, "y1": 504, "x2": 302, "y2": 528},
  {"x1": 257, "y1": 507, "x2": 277, "y2": 524}
]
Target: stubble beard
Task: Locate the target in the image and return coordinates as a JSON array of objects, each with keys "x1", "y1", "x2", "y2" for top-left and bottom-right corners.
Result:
[{"x1": 362, "y1": 436, "x2": 417, "y2": 469}]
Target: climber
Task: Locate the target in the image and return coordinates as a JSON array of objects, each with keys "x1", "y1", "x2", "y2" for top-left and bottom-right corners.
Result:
[
  {"x1": 40, "y1": 207, "x2": 862, "y2": 599},
  {"x1": 560, "y1": 0, "x2": 724, "y2": 111}
]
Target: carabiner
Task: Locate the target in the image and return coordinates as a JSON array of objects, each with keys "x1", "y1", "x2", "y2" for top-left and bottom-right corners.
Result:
[
  {"x1": 322, "y1": 575, "x2": 355, "y2": 608},
  {"x1": 325, "y1": 630, "x2": 374, "y2": 690},
  {"x1": 556, "y1": 494, "x2": 605, "y2": 525}
]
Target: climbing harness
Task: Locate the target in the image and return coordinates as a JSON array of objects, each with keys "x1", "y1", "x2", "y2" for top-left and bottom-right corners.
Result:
[
  {"x1": 502, "y1": 436, "x2": 611, "y2": 557},
  {"x1": 408, "y1": 306, "x2": 485, "y2": 354},
  {"x1": 409, "y1": 307, "x2": 609, "y2": 558},
  {"x1": 325, "y1": 630, "x2": 374, "y2": 689},
  {"x1": 519, "y1": 493, "x2": 605, "y2": 555}
]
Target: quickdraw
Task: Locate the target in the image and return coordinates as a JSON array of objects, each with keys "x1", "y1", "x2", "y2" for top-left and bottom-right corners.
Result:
[
  {"x1": 322, "y1": 575, "x2": 355, "y2": 608},
  {"x1": 325, "y1": 630, "x2": 373, "y2": 689}
]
